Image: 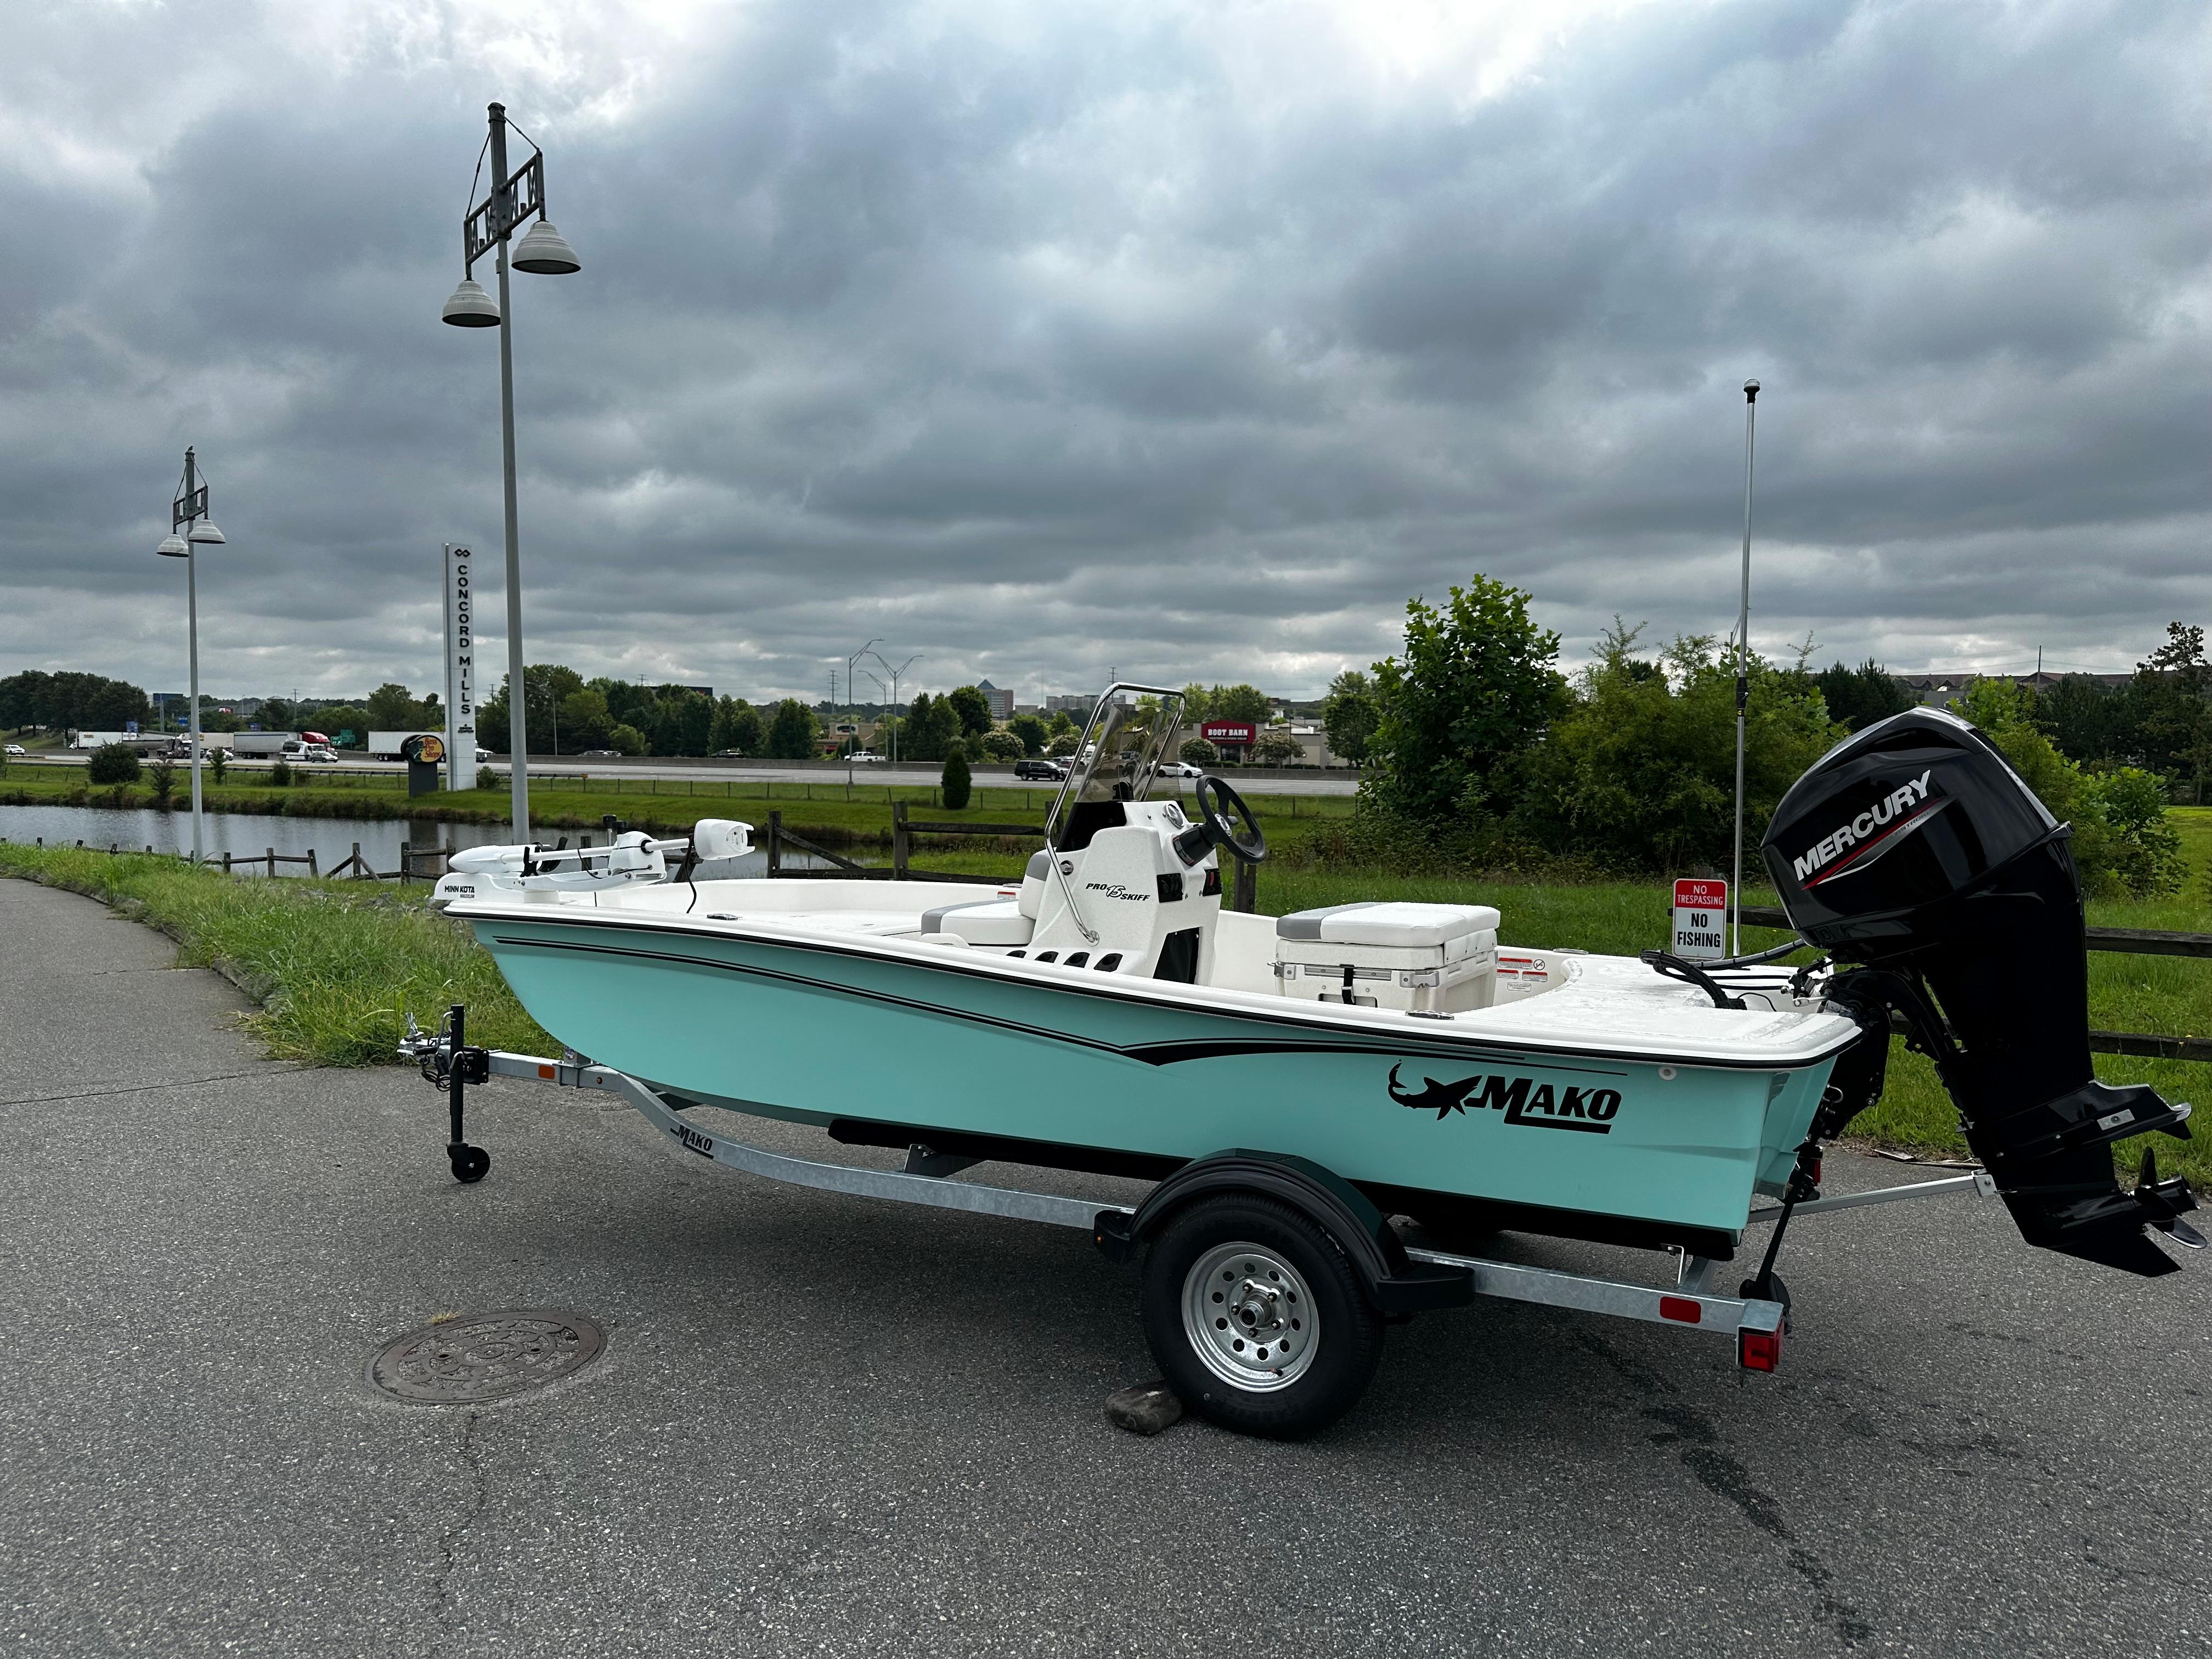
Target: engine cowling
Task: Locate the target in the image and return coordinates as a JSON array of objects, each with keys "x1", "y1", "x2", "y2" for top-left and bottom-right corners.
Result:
[{"x1": 1763, "y1": 707, "x2": 2195, "y2": 1276}]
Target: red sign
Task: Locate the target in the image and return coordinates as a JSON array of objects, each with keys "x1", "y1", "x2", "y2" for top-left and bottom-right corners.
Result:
[{"x1": 1200, "y1": 721, "x2": 1256, "y2": 745}]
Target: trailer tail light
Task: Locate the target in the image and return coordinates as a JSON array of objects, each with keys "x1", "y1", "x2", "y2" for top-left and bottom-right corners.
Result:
[
  {"x1": 1657, "y1": 1296, "x2": 1701, "y2": 1324},
  {"x1": 1738, "y1": 1326, "x2": 1783, "y2": 1372}
]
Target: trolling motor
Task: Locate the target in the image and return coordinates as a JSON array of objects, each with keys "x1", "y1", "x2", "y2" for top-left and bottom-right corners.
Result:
[
  {"x1": 1765, "y1": 707, "x2": 2199, "y2": 1276},
  {"x1": 428, "y1": 817, "x2": 752, "y2": 909}
]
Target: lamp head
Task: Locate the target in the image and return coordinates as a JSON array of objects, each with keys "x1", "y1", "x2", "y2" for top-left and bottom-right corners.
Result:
[
  {"x1": 511, "y1": 219, "x2": 580, "y2": 275},
  {"x1": 157, "y1": 534, "x2": 189, "y2": 558},
  {"x1": 1743, "y1": 377, "x2": 1761, "y2": 402},
  {"x1": 442, "y1": 276, "x2": 501, "y2": 327},
  {"x1": 187, "y1": 518, "x2": 226, "y2": 544}
]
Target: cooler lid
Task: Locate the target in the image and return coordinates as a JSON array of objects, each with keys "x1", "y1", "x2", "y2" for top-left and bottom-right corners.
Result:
[{"x1": 1276, "y1": 900, "x2": 1502, "y2": 947}]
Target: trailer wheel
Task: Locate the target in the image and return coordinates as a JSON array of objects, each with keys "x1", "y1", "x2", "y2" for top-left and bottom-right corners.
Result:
[
  {"x1": 1140, "y1": 1193, "x2": 1383, "y2": 1439},
  {"x1": 448, "y1": 1144, "x2": 490, "y2": 1184}
]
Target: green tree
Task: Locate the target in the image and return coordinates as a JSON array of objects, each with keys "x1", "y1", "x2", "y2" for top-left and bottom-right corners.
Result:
[
  {"x1": 1177, "y1": 684, "x2": 1214, "y2": 723},
  {"x1": 87, "y1": 743, "x2": 140, "y2": 785},
  {"x1": 365, "y1": 683, "x2": 433, "y2": 729},
  {"x1": 148, "y1": 759, "x2": 176, "y2": 802},
  {"x1": 766, "y1": 698, "x2": 819, "y2": 759},
  {"x1": 1007, "y1": 714, "x2": 1048, "y2": 755},
  {"x1": 1365, "y1": 575, "x2": 1567, "y2": 825},
  {"x1": 712, "y1": 698, "x2": 763, "y2": 755},
  {"x1": 1813, "y1": 659, "x2": 1914, "y2": 733},
  {"x1": 1046, "y1": 731, "x2": 1080, "y2": 758},
  {"x1": 901, "y1": 693, "x2": 961, "y2": 762},
  {"x1": 1321, "y1": 669, "x2": 1379, "y2": 766},
  {"x1": 1515, "y1": 637, "x2": 1841, "y2": 872},
  {"x1": 1180, "y1": 737, "x2": 1220, "y2": 766},
  {"x1": 1253, "y1": 733, "x2": 1304, "y2": 766},
  {"x1": 978, "y1": 729, "x2": 1024, "y2": 762},
  {"x1": 946, "y1": 685, "x2": 994, "y2": 741},
  {"x1": 606, "y1": 723, "x2": 648, "y2": 757},
  {"x1": 2129, "y1": 623, "x2": 2212, "y2": 803},
  {"x1": 941, "y1": 744, "x2": 973, "y2": 810},
  {"x1": 1957, "y1": 677, "x2": 2185, "y2": 896},
  {"x1": 1210, "y1": 684, "x2": 1273, "y2": 723},
  {"x1": 557, "y1": 689, "x2": 614, "y2": 752},
  {"x1": 1046, "y1": 709, "x2": 1078, "y2": 741}
]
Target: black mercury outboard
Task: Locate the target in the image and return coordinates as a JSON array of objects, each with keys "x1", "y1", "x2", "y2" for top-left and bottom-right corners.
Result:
[{"x1": 1763, "y1": 707, "x2": 2199, "y2": 1276}]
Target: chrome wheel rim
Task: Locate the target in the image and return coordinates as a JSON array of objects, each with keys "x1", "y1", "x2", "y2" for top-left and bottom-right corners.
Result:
[{"x1": 1181, "y1": 1242, "x2": 1318, "y2": 1392}]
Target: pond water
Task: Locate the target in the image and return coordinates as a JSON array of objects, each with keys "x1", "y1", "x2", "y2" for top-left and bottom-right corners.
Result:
[{"x1": 0, "y1": 803, "x2": 820, "y2": 880}]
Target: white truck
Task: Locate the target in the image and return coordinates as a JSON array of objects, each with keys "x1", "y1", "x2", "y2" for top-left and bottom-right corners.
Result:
[
  {"x1": 229, "y1": 732, "x2": 336, "y2": 762},
  {"x1": 367, "y1": 730, "x2": 439, "y2": 761}
]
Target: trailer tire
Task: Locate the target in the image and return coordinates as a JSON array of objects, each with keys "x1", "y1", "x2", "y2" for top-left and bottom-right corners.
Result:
[{"x1": 1140, "y1": 1193, "x2": 1383, "y2": 1439}]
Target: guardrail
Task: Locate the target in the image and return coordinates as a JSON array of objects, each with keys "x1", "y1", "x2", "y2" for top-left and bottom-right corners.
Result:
[{"x1": 1736, "y1": 903, "x2": 2212, "y2": 1062}]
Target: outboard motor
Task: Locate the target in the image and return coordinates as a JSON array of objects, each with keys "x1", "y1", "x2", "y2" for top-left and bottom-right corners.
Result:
[{"x1": 1764, "y1": 707, "x2": 2198, "y2": 1276}]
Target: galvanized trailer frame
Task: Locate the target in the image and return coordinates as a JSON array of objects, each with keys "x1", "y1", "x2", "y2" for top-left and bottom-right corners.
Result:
[{"x1": 403, "y1": 1012, "x2": 2002, "y2": 1382}]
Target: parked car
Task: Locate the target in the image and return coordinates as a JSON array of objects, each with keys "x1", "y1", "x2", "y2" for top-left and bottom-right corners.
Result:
[
  {"x1": 1013, "y1": 759, "x2": 1068, "y2": 781},
  {"x1": 1160, "y1": 761, "x2": 1204, "y2": 778}
]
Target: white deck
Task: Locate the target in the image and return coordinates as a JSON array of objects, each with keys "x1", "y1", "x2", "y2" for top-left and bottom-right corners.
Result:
[{"x1": 455, "y1": 877, "x2": 1860, "y2": 1069}]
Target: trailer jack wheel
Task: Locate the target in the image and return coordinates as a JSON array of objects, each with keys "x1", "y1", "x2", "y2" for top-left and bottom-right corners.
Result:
[{"x1": 448, "y1": 1144, "x2": 490, "y2": 1184}]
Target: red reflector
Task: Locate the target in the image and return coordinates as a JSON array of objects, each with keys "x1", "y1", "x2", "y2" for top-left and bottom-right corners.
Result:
[
  {"x1": 538, "y1": 1064, "x2": 556, "y2": 1078},
  {"x1": 1738, "y1": 1327, "x2": 1783, "y2": 1372},
  {"x1": 1658, "y1": 1295, "x2": 1701, "y2": 1324}
]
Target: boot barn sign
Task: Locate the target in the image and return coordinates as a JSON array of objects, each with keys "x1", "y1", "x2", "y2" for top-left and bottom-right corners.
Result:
[
  {"x1": 443, "y1": 544, "x2": 477, "y2": 791},
  {"x1": 1199, "y1": 720, "x2": 1256, "y2": 754}
]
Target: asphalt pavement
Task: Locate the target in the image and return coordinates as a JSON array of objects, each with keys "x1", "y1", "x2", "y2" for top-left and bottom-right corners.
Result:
[{"x1": 3, "y1": 876, "x2": 2207, "y2": 1657}]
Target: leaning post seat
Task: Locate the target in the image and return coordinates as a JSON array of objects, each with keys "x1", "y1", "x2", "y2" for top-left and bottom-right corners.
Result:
[{"x1": 1272, "y1": 901, "x2": 1502, "y2": 1013}]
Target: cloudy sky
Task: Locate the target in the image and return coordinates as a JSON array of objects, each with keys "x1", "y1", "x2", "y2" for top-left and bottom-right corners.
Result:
[{"x1": 4, "y1": 0, "x2": 2207, "y2": 707}]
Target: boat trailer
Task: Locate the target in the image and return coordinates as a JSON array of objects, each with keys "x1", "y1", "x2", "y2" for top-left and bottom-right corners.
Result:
[{"x1": 403, "y1": 1005, "x2": 2005, "y2": 1397}]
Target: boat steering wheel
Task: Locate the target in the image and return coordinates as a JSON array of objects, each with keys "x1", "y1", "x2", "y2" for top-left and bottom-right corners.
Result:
[{"x1": 1194, "y1": 775, "x2": 1267, "y2": 864}]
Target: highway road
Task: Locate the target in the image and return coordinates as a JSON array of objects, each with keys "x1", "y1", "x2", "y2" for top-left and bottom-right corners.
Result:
[
  {"x1": 12, "y1": 753, "x2": 1360, "y2": 796},
  {"x1": 4, "y1": 873, "x2": 2207, "y2": 1657}
]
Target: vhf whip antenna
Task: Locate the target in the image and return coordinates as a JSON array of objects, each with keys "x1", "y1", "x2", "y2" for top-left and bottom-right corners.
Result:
[{"x1": 1730, "y1": 378, "x2": 1760, "y2": 956}]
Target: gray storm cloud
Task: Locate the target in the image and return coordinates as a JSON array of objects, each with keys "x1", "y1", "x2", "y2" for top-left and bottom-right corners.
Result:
[{"x1": 3, "y1": 0, "x2": 2206, "y2": 704}]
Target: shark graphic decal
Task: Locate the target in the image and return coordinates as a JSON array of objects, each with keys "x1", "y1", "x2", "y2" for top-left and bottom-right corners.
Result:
[{"x1": 1387, "y1": 1064, "x2": 1622, "y2": 1133}]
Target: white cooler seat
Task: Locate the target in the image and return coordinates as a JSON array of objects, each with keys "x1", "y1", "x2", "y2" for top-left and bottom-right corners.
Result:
[
  {"x1": 1273, "y1": 901, "x2": 1502, "y2": 1012},
  {"x1": 921, "y1": 896, "x2": 1035, "y2": 948}
]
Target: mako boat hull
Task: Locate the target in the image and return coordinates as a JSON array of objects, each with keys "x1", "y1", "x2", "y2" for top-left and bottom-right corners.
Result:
[{"x1": 470, "y1": 900, "x2": 1844, "y2": 1249}]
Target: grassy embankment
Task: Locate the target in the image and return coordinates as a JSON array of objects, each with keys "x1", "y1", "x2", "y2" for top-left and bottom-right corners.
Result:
[{"x1": 2, "y1": 800, "x2": 2206, "y2": 1192}]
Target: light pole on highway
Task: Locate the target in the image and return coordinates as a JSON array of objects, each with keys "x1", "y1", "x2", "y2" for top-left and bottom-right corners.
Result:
[
  {"x1": 845, "y1": 637, "x2": 881, "y2": 781},
  {"x1": 867, "y1": 651, "x2": 922, "y2": 766},
  {"x1": 441, "y1": 100, "x2": 582, "y2": 840},
  {"x1": 155, "y1": 447, "x2": 226, "y2": 866}
]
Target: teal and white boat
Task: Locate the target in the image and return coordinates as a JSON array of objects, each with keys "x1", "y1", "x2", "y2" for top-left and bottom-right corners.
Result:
[{"x1": 421, "y1": 689, "x2": 2196, "y2": 1435}]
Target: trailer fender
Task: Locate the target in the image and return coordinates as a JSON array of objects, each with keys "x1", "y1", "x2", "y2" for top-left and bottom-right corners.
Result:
[{"x1": 1093, "y1": 1149, "x2": 1474, "y2": 1314}]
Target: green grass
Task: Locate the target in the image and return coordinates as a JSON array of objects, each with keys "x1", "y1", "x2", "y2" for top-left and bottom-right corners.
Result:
[{"x1": 0, "y1": 844, "x2": 550, "y2": 1065}]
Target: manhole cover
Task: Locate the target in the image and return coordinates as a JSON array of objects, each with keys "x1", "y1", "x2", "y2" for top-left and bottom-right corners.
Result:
[{"x1": 368, "y1": 1310, "x2": 605, "y2": 1404}]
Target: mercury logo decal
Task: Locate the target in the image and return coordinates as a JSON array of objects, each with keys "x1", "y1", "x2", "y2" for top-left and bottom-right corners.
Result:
[
  {"x1": 1387, "y1": 1065, "x2": 1619, "y2": 1133},
  {"x1": 1791, "y1": 770, "x2": 1944, "y2": 887}
]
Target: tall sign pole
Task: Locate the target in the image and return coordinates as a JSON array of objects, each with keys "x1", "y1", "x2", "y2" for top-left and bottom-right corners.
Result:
[
  {"x1": 1730, "y1": 378, "x2": 1761, "y2": 956},
  {"x1": 174, "y1": 448, "x2": 208, "y2": 865}
]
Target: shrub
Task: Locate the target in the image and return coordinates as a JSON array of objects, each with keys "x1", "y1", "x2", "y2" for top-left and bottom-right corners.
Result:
[
  {"x1": 978, "y1": 729, "x2": 1024, "y2": 763},
  {"x1": 1046, "y1": 732, "x2": 1079, "y2": 758},
  {"x1": 607, "y1": 723, "x2": 648, "y2": 757},
  {"x1": 1252, "y1": 734, "x2": 1304, "y2": 766},
  {"x1": 148, "y1": 759, "x2": 177, "y2": 802},
  {"x1": 269, "y1": 758, "x2": 293, "y2": 787},
  {"x1": 476, "y1": 765, "x2": 500, "y2": 792},
  {"x1": 1181, "y1": 737, "x2": 1220, "y2": 766},
  {"x1": 87, "y1": 743, "x2": 140, "y2": 785},
  {"x1": 941, "y1": 744, "x2": 973, "y2": 810},
  {"x1": 207, "y1": 747, "x2": 227, "y2": 783}
]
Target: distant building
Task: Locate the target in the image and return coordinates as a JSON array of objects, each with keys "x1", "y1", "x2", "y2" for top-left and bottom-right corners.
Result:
[
  {"x1": 1896, "y1": 670, "x2": 2132, "y2": 709},
  {"x1": 1045, "y1": 693, "x2": 1094, "y2": 714},
  {"x1": 977, "y1": 679, "x2": 1015, "y2": 721}
]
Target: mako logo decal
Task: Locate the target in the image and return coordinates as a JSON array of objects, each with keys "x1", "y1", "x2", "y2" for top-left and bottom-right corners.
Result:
[
  {"x1": 674, "y1": 1124, "x2": 715, "y2": 1159},
  {"x1": 1387, "y1": 1065, "x2": 1620, "y2": 1133},
  {"x1": 1791, "y1": 770, "x2": 1943, "y2": 887}
]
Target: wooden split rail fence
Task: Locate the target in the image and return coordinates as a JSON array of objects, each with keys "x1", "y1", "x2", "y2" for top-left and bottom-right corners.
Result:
[{"x1": 4, "y1": 836, "x2": 450, "y2": 883}]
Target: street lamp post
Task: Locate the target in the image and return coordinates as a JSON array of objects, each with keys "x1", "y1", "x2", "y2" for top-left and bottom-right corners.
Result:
[
  {"x1": 845, "y1": 637, "x2": 881, "y2": 782},
  {"x1": 867, "y1": 652, "x2": 922, "y2": 767},
  {"x1": 155, "y1": 447, "x2": 225, "y2": 865},
  {"x1": 442, "y1": 100, "x2": 581, "y2": 841}
]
